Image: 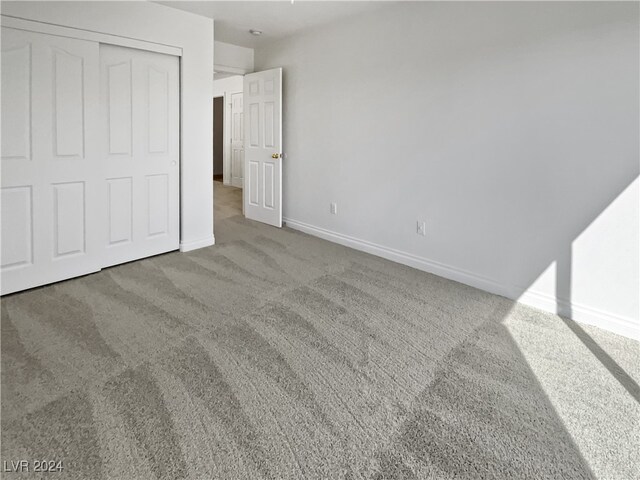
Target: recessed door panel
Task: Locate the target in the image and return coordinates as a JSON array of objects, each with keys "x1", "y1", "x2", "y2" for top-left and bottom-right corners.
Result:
[
  {"x1": 264, "y1": 102, "x2": 275, "y2": 148},
  {"x1": 147, "y1": 174, "x2": 168, "y2": 237},
  {"x1": 54, "y1": 49, "x2": 85, "y2": 158},
  {"x1": 1, "y1": 44, "x2": 31, "y2": 161},
  {"x1": 107, "y1": 177, "x2": 133, "y2": 246},
  {"x1": 148, "y1": 66, "x2": 168, "y2": 154},
  {"x1": 263, "y1": 162, "x2": 274, "y2": 209},
  {"x1": 1, "y1": 186, "x2": 33, "y2": 269},
  {"x1": 107, "y1": 61, "x2": 132, "y2": 155},
  {"x1": 53, "y1": 182, "x2": 85, "y2": 258},
  {"x1": 232, "y1": 148, "x2": 243, "y2": 179},
  {"x1": 233, "y1": 102, "x2": 243, "y2": 141},
  {"x1": 249, "y1": 161, "x2": 259, "y2": 206},
  {"x1": 249, "y1": 103, "x2": 259, "y2": 147},
  {"x1": 230, "y1": 92, "x2": 244, "y2": 188}
]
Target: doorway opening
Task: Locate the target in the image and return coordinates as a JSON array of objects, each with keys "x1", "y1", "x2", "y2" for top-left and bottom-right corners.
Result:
[
  {"x1": 212, "y1": 68, "x2": 282, "y2": 231},
  {"x1": 213, "y1": 86, "x2": 243, "y2": 226},
  {"x1": 213, "y1": 96, "x2": 224, "y2": 182}
]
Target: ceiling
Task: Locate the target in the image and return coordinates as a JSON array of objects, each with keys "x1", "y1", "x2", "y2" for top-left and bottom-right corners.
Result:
[{"x1": 158, "y1": 1, "x2": 392, "y2": 48}]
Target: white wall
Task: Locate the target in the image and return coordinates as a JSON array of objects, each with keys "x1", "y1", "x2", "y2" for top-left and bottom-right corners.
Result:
[
  {"x1": 213, "y1": 75, "x2": 243, "y2": 98},
  {"x1": 255, "y1": 2, "x2": 640, "y2": 338},
  {"x1": 215, "y1": 40, "x2": 253, "y2": 74},
  {"x1": 1, "y1": 0, "x2": 215, "y2": 251}
]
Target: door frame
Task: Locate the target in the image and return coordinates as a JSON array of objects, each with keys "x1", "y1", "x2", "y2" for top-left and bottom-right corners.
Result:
[
  {"x1": 1, "y1": 16, "x2": 182, "y2": 56},
  {"x1": 1, "y1": 3, "x2": 215, "y2": 253}
]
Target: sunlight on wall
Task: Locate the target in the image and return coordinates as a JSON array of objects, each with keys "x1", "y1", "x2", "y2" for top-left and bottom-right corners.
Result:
[
  {"x1": 572, "y1": 178, "x2": 639, "y2": 322},
  {"x1": 517, "y1": 178, "x2": 639, "y2": 339}
]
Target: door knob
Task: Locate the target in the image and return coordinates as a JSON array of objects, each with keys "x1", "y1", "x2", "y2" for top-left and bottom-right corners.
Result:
[{"x1": 271, "y1": 153, "x2": 282, "y2": 159}]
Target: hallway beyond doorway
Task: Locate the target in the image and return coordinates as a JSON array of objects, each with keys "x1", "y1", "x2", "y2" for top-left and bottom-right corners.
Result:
[{"x1": 214, "y1": 180, "x2": 242, "y2": 222}]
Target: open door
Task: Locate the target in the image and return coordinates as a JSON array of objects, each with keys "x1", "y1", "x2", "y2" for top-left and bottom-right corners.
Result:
[{"x1": 243, "y1": 68, "x2": 282, "y2": 227}]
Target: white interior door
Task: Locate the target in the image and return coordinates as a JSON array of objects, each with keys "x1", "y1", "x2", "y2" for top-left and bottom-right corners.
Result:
[
  {"x1": 100, "y1": 44, "x2": 179, "y2": 267},
  {"x1": 243, "y1": 68, "x2": 282, "y2": 227},
  {"x1": 230, "y1": 92, "x2": 244, "y2": 188},
  {"x1": 1, "y1": 27, "x2": 101, "y2": 295}
]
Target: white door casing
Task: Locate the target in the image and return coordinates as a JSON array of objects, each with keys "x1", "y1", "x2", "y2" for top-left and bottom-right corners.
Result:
[
  {"x1": 100, "y1": 44, "x2": 179, "y2": 267},
  {"x1": 1, "y1": 27, "x2": 101, "y2": 295},
  {"x1": 243, "y1": 68, "x2": 282, "y2": 227},
  {"x1": 230, "y1": 92, "x2": 244, "y2": 189}
]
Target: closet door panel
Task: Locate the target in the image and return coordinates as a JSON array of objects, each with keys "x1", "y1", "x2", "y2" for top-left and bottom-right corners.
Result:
[
  {"x1": 1, "y1": 27, "x2": 101, "y2": 295},
  {"x1": 100, "y1": 44, "x2": 179, "y2": 267}
]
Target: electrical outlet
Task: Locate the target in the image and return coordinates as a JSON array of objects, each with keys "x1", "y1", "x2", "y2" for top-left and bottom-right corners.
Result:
[
  {"x1": 330, "y1": 203, "x2": 338, "y2": 215},
  {"x1": 417, "y1": 220, "x2": 426, "y2": 236}
]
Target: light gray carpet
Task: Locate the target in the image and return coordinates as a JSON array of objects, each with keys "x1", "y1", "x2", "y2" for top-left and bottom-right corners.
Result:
[{"x1": 1, "y1": 184, "x2": 639, "y2": 479}]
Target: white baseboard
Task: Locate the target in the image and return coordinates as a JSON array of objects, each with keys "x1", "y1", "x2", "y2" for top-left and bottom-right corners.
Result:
[
  {"x1": 180, "y1": 234, "x2": 215, "y2": 252},
  {"x1": 284, "y1": 217, "x2": 638, "y2": 340},
  {"x1": 517, "y1": 289, "x2": 639, "y2": 340},
  {"x1": 284, "y1": 218, "x2": 511, "y2": 297}
]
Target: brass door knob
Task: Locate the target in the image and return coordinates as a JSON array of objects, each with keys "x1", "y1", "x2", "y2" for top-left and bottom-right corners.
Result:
[{"x1": 271, "y1": 153, "x2": 282, "y2": 159}]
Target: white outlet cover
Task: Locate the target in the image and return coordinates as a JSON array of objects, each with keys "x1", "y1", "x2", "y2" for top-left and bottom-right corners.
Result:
[
  {"x1": 417, "y1": 221, "x2": 426, "y2": 236},
  {"x1": 330, "y1": 203, "x2": 338, "y2": 214}
]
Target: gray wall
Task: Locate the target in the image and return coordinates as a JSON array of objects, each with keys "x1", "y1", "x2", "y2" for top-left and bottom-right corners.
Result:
[{"x1": 255, "y1": 2, "x2": 639, "y2": 337}]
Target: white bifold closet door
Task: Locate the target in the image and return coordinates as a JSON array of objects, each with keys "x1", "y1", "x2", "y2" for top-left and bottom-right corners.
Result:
[
  {"x1": 1, "y1": 27, "x2": 101, "y2": 295},
  {"x1": 1, "y1": 28, "x2": 179, "y2": 295},
  {"x1": 100, "y1": 44, "x2": 179, "y2": 267}
]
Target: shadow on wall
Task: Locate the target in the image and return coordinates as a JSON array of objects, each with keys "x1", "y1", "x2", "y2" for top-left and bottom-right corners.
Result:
[
  {"x1": 557, "y1": 248, "x2": 640, "y2": 403},
  {"x1": 506, "y1": 152, "x2": 639, "y2": 399},
  {"x1": 511, "y1": 168, "x2": 639, "y2": 400}
]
